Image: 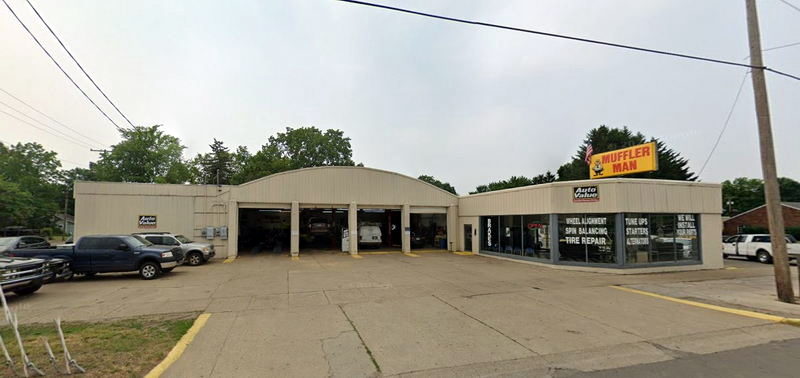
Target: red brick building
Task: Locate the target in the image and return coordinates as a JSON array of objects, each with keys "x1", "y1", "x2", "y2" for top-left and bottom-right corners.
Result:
[{"x1": 723, "y1": 202, "x2": 800, "y2": 236}]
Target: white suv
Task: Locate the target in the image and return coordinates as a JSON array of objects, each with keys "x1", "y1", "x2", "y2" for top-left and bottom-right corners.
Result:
[{"x1": 137, "y1": 233, "x2": 215, "y2": 266}]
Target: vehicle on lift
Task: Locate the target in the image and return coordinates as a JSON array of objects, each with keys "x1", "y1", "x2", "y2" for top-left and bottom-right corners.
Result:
[
  {"x1": 358, "y1": 224, "x2": 382, "y2": 248},
  {"x1": 136, "y1": 232, "x2": 215, "y2": 266},
  {"x1": 307, "y1": 217, "x2": 332, "y2": 235},
  {"x1": 8, "y1": 235, "x2": 183, "y2": 280}
]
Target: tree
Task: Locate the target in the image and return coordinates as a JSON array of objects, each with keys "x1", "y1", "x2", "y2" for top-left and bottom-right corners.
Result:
[
  {"x1": 556, "y1": 126, "x2": 696, "y2": 181},
  {"x1": 93, "y1": 125, "x2": 190, "y2": 183},
  {"x1": 270, "y1": 127, "x2": 354, "y2": 168},
  {"x1": 470, "y1": 171, "x2": 556, "y2": 194},
  {"x1": 418, "y1": 175, "x2": 457, "y2": 195},
  {"x1": 0, "y1": 177, "x2": 36, "y2": 228},
  {"x1": 722, "y1": 177, "x2": 800, "y2": 216},
  {"x1": 193, "y1": 139, "x2": 235, "y2": 185},
  {"x1": 0, "y1": 141, "x2": 65, "y2": 228},
  {"x1": 236, "y1": 127, "x2": 355, "y2": 183}
]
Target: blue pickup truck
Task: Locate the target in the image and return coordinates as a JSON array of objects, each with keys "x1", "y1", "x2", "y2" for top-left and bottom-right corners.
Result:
[{"x1": 9, "y1": 235, "x2": 184, "y2": 280}]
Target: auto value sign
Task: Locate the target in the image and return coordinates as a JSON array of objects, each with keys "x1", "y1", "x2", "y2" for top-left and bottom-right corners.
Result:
[
  {"x1": 138, "y1": 215, "x2": 157, "y2": 228},
  {"x1": 589, "y1": 142, "x2": 658, "y2": 179},
  {"x1": 573, "y1": 186, "x2": 599, "y2": 202}
]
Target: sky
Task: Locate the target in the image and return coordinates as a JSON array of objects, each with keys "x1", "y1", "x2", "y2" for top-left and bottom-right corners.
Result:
[{"x1": 1, "y1": 0, "x2": 799, "y2": 194}]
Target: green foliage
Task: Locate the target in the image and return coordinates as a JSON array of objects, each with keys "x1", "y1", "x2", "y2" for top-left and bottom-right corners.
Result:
[
  {"x1": 417, "y1": 175, "x2": 458, "y2": 195},
  {"x1": 0, "y1": 141, "x2": 62, "y2": 228},
  {"x1": 556, "y1": 126, "x2": 696, "y2": 181},
  {"x1": 93, "y1": 125, "x2": 189, "y2": 183},
  {"x1": 192, "y1": 139, "x2": 235, "y2": 184},
  {"x1": 236, "y1": 127, "x2": 355, "y2": 183},
  {"x1": 470, "y1": 172, "x2": 556, "y2": 194},
  {"x1": 0, "y1": 177, "x2": 36, "y2": 228},
  {"x1": 721, "y1": 177, "x2": 800, "y2": 216}
]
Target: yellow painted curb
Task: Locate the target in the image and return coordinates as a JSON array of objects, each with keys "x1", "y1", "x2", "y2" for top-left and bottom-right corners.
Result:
[
  {"x1": 404, "y1": 252, "x2": 420, "y2": 257},
  {"x1": 223, "y1": 257, "x2": 236, "y2": 263},
  {"x1": 611, "y1": 286, "x2": 800, "y2": 326},
  {"x1": 351, "y1": 254, "x2": 363, "y2": 259},
  {"x1": 291, "y1": 256, "x2": 300, "y2": 261},
  {"x1": 145, "y1": 313, "x2": 212, "y2": 378},
  {"x1": 453, "y1": 251, "x2": 474, "y2": 256}
]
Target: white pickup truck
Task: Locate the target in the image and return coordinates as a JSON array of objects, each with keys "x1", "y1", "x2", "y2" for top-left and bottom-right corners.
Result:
[{"x1": 723, "y1": 234, "x2": 800, "y2": 264}]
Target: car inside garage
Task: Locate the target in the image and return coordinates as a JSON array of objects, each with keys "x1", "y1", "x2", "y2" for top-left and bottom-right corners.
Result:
[
  {"x1": 410, "y1": 213, "x2": 448, "y2": 249},
  {"x1": 299, "y1": 208, "x2": 349, "y2": 250},
  {"x1": 357, "y1": 209, "x2": 401, "y2": 249},
  {"x1": 238, "y1": 208, "x2": 290, "y2": 254}
]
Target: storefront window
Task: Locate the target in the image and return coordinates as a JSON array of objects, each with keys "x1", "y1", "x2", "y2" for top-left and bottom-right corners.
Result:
[
  {"x1": 498, "y1": 215, "x2": 522, "y2": 255},
  {"x1": 625, "y1": 213, "x2": 700, "y2": 264},
  {"x1": 558, "y1": 214, "x2": 616, "y2": 264},
  {"x1": 480, "y1": 216, "x2": 499, "y2": 252},
  {"x1": 523, "y1": 215, "x2": 550, "y2": 259}
]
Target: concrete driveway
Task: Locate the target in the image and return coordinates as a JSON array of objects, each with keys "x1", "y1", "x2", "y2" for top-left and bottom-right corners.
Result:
[{"x1": 8, "y1": 251, "x2": 800, "y2": 377}]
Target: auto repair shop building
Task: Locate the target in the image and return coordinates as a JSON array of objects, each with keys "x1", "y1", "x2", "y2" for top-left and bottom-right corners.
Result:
[{"x1": 73, "y1": 166, "x2": 723, "y2": 273}]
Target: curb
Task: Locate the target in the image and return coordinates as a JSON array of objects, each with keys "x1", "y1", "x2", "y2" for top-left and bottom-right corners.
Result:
[{"x1": 144, "y1": 313, "x2": 212, "y2": 378}]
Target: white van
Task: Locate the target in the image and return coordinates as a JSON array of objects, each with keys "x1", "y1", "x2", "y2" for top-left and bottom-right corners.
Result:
[{"x1": 358, "y1": 225, "x2": 382, "y2": 248}]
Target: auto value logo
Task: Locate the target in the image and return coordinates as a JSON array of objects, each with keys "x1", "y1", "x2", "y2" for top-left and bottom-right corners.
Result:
[
  {"x1": 138, "y1": 215, "x2": 157, "y2": 228},
  {"x1": 573, "y1": 186, "x2": 599, "y2": 202}
]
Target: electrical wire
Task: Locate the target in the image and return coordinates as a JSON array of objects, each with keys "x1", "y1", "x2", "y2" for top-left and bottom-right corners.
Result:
[
  {"x1": 2, "y1": 0, "x2": 124, "y2": 130},
  {"x1": 0, "y1": 109, "x2": 94, "y2": 149},
  {"x1": 24, "y1": 0, "x2": 135, "y2": 127},
  {"x1": 0, "y1": 87, "x2": 110, "y2": 147},
  {"x1": 0, "y1": 99, "x2": 98, "y2": 149},
  {"x1": 336, "y1": 0, "x2": 800, "y2": 82},
  {"x1": 697, "y1": 71, "x2": 751, "y2": 179},
  {"x1": 777, "y1": 0, "x2": 800, "y2": 13}
]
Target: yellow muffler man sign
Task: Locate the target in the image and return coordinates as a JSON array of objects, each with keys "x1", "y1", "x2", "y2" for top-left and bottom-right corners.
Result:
[{"x1": 589, "y1": 142, "x2": 658, "y2": 179}]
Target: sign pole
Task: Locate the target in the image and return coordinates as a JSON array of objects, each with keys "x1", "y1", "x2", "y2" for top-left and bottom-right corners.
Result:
[{"x1": 744, "y1": 0, "x2": 794, "y2": 303}]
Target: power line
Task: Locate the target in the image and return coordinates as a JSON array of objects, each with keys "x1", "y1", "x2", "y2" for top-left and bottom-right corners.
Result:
[
  {"x1": 777, "y1": 0, "x2": 800, "y2": 13},
  {"x1": 0, "y1": 108, "x2": 95, "y2": 149},
  {"x1": 2, "y1": 0, "x2": 124, "y2": 130},
  {"x1": 0, "y1": 87, "x2": 111, "y2": 147},
  {"x1": 697, "y1": 71, "x2": 750, "y2": 179},
  {"x1": 24, "y1": 0, "x2": 135, "y2": 127},
  {"x1": 0, "y1": 99, "x2": 98, "y2": 148},
  {"x1": 337, "y1": 0, "x2": 800, "y2": 82}
]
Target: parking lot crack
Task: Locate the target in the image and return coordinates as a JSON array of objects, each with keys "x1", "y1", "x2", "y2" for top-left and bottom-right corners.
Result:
[
  {"x1": 431, "y1": 294, "x2": 540, "y2": 356},
  {"x1": 337, "y1": 304, "x2": 381, "y2": 373}
]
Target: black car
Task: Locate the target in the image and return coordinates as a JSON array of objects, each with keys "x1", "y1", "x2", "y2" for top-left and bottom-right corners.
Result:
[{"x1": 0, "y1": 256, "x2": 49, "y2": 296}]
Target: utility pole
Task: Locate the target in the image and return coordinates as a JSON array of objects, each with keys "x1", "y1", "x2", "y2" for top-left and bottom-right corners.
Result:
[
  {"x1": 63, "y1": 190, "x2": 69, "y2": 240},
  {"x1": 745, "y1": 0, "x2": 794, "y2": 303}
]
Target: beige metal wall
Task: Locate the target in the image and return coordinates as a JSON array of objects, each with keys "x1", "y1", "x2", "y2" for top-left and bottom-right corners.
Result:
[
  {"x1": 459, "y1": 178, "x2": 721, "y2": 216},
  {"x1": 74, "y1": 182, "x2": 233, "y2": 257},
  {"x1": 233, "y1": 166, "x2": 459, "y2": 207},
  {"x1": 457, "y1": 178, "x2": 723, "y2": 271}
]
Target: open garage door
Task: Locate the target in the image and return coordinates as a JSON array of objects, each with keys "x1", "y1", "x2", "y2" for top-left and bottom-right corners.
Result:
[
  {"x1": 238, "y1": 208, "x2": 290, "y2": 255},
  {"x1": 299, "y1": 208, "x2": 348, "y2": 251},
  {"x1": 410, "y1": 213, "x2": 448, "y2": 249},
  {"x1": 357, "y1": 208, "x2": 401, "y2": 250}
]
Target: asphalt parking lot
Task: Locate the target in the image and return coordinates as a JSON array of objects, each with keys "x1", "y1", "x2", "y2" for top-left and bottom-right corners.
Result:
[{"x1": 8, "y1": 251, "x2": 800, "y2": 377}]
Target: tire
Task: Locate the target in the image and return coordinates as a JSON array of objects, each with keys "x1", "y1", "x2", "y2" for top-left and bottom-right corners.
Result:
[
  {"x1": 723, "y1": 253, "x2": 729, "y2": 259},
  {"x1": 186, "y1": 252, "x2": 204, "y2": 266},
  {"x1": 756, "y1": 250, "x2": 773, "y2": 264},
  {"x1": 139, "y1": 261, "x2": 161, "y2": 280},
  {"x1": 13, "y1": 280, "x2": 43, "y2": 296}
]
